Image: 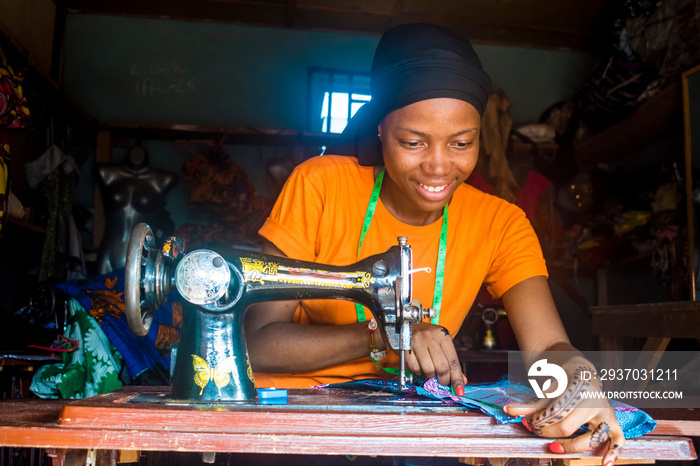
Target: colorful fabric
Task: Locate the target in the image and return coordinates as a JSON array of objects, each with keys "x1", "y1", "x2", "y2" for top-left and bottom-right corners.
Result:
[
  {"x1": 54, "y1": 268, "x2": 182, "y2": 379},
  {"x1": 30, "y1": 299, "x2": 123, "y2": 399},
  {"x1": 256, "y1": 155, "x2": 548, "y2": 388},
  {"x1": 0, "y1": 46, "x2": 31, "y2": 129},
  {"x1": 323, "y1": 377, "x2": 657, "y2": 439}
]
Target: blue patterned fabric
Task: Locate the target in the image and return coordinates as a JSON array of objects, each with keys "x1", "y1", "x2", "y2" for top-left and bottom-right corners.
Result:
[
  {"x1": 54, "y1": 268, "x2": 180, "y2": 379},
  {"x1": 322, "y1": 377, "x2": 657, "y2": 439}
]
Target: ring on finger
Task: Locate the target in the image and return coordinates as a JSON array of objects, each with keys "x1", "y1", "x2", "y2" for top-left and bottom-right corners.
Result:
[{"x1": 610, "y1": 443, "x2": 623, "y2": 459}]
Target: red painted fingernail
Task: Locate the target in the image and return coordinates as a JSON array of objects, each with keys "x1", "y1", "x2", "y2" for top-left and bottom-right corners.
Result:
[
  {"x1": 604, "y1": 461, "x2": 614, "y2": 466},
  {"x1": 522, "y1": 418, "x2": 531, "y2": 431},
  {"x1": 455, "y1": 385, "x2": 464, "y2": 396},
  {"x1": 549, "y1": 442, "x2": 565, "y2": 454}
]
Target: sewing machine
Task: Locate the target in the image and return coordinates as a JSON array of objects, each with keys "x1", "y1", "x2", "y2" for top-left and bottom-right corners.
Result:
[{"x1": 124, "y1": 222, "x2": 435, "y2": 402}]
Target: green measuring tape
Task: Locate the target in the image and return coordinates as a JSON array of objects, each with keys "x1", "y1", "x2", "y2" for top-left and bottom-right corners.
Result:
[{"x1": 354, "y1": 167, "x2": 448, "y2": 326}]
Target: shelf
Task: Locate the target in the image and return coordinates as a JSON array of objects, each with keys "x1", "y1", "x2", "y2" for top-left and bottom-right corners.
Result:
[
  {"x1": 107, "y1": 123, "x2": 339, "y2": 147},
  {"x1": 0, "y1": 24, "x2": 97, "y2": 132},
  {"x1": 575, "y1": 81, "x2": 683, "y2": 171},
  {"x1": 6, "y1": 215, "x2": 45, "y2": 234}
]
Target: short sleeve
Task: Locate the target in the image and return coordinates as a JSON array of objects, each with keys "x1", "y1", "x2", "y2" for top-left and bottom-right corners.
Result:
[
  {"x1": 483, "y1": 203, "x2": 548, "y2": 298},
  {"x1": 258, "y1": 159, "x2": 325, "y2": 261}
]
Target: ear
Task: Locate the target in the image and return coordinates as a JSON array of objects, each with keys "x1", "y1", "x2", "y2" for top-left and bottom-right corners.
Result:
[{"x1": 377, "y1": 123, "x2": 383, "y2": 140}]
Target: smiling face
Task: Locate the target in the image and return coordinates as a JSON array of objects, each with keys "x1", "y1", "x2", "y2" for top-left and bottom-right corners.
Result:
[{"x1": 378, "y1": 98, "x2": 481, "y2": 226}]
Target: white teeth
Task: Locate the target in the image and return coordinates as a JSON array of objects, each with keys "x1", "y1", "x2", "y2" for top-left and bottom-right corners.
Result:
[{"x1": 419, "y1": 183, "x2": 448, "y2": 193}]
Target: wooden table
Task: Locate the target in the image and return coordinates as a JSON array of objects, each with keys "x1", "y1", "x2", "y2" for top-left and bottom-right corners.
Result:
[
  {"x1": 0, "y1": 352, "x2": 61, "y2": 399},
  {"x1": 591, "y1": 300, "x2": 700, "y2": 353},
  {"x1": 590, "y1": 300, "x2": 700, "y2": 391},
  {"x1": 0, "y1": 386, "x2": 697, "y2": 465}
]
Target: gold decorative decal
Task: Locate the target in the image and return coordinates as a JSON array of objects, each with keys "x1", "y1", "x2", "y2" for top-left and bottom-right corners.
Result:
[
  {"x1": 359, "y1": 272, "x2": 374, "y2": 289},
  {"x1": 239, "y1": 257, "x2": 375, "y2": 289},
  {"x1": 240, "y1": 258, "x2": 280, "y2": 284},
  {"x1": 192, "y1": 354, "x2": 236, "y2": 396}
]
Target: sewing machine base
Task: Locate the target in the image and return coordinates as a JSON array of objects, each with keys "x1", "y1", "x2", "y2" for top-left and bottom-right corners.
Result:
[{"x1": 118, "y1": 387, "x2": 463, "y2": 411}]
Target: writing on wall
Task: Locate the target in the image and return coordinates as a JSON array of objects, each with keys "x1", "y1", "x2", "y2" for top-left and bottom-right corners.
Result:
[{"x1": 130, "y1": 62, "x2": 196, "y2": 96}]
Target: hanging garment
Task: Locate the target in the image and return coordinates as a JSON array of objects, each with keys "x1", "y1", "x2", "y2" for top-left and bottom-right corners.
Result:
[
  {"x1": 480, "y1": 89, "x2": 518, "y2": 202},
  {"x1": 25, "y1": 145, "x2": 86, "y2": 281}
]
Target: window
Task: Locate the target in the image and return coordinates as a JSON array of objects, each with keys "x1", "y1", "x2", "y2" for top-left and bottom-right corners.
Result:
[{"x1": 309, "y1": 68, "x2": 371, "y2": 134}]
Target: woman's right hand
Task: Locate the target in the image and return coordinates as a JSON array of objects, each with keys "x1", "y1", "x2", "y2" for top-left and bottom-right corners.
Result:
[{"x1": 403, "y1": 322, "x2": 467, "y2": 395}]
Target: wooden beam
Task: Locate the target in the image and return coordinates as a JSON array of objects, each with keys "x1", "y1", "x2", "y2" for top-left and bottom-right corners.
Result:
[
  {"x1": 60, "y1": 0, "x2": 609, "y2": 51},
  {"x1": 106, "y1": 123, "x2": 337, "y2": 147}
]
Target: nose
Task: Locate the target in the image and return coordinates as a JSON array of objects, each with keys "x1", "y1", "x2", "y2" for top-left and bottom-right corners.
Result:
[{"x1": 421, "y1": 144, "x2": 452, "y2": 176}]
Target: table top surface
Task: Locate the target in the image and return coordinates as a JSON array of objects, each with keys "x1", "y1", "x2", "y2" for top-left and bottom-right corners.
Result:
[{"x1": 0, "y1": 386, "x2": 698, "y2": 460}]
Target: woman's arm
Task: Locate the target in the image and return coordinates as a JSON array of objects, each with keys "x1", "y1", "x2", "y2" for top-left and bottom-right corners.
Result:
[
  {"x1": 501, "y1": 276, "x2": 625, "y2": 466},
  {"x1": 244, "y1": 240, "x2": 375, "y2": 373}
]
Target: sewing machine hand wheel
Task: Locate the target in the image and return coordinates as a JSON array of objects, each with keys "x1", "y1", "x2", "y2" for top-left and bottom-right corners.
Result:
[{"x1": 125, "y1": 223, "x2": 169, "y2": 337}]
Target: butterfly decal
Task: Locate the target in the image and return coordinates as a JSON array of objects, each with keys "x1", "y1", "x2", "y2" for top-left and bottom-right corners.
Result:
[
  {"x1": 191, "y1": 354, "x2": 237, "y2": 396},
  {"x1": 246, "y1": 358, "x2": 254, "y2": 383}
]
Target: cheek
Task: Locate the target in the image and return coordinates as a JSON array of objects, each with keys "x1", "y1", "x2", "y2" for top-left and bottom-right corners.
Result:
[
  {"x1": 458, "y1": 151, "x2": 479, "y2": 175},
  {"x1": 382, "y1": 142, "x2": 412, "y2": 170}
]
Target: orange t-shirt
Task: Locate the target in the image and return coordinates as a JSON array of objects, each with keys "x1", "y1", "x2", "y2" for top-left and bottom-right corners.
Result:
[{"x1": 256, "y1": 155, "x2": 547, "y2": 388}]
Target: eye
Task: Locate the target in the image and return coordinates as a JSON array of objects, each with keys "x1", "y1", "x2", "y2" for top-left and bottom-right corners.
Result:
[
  {"x1": 451, "y1": 141, "x2": 474, "y2": 149},
  {"x1": 401, "y1": 140, "x2": 423, "y2": 148}
]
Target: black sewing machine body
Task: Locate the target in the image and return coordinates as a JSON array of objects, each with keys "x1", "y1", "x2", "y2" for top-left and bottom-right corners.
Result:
[{"x1": 125, "y1": 223, "x2": 433, "y2": 403}]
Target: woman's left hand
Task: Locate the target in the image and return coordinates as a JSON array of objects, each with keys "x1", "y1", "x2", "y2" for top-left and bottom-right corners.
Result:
[{"x1": 504, "y1": 357, "x2": 625, "y2": 466}]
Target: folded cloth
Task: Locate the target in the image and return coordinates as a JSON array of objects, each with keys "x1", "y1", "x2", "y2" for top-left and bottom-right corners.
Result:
[
  {"x1": 30, "y1": 299, "x2": 123, "y2": 399},
  {"x1": 54, "y1": 268, "x2": 181, "y2": 380},
  {"x1": 321, "y1": 377, "x2": 657, "y2": 439}
]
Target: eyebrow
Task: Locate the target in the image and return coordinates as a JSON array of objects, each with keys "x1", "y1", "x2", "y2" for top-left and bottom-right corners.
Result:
[{"x1": 397, "y1": 127, "x2": 478, "y2": 138}]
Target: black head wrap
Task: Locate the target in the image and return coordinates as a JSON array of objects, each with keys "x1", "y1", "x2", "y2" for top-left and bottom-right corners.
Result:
[{"x1": 326, "y1": 23, "x2": 492, "y2": 166}]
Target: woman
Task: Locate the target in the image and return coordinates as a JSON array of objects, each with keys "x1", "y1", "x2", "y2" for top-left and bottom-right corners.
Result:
[{"x1": 245, "y1": 23, "x2": 623, "y2": 466}]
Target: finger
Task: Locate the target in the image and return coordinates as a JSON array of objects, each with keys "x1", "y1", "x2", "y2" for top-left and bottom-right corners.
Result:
[
  {"x1": 602, "y1": 423, "x2": 625, "y2": 466},
  {"x1": 404, "y1": 348, "x2": 422, "y2": 376},
  {"x1": 528, "y1": 397, "x2": 595, "y2": 438},
  {"x1": 414, "y1": 342, "x2": 437, "y2": 380},
  {"x1": 423, "y1": 329, "x2": 457, "y2": 388},
  {"x1": 503, "y1": 397, "x2": 550, "y2": 417},
  {"x1": 452, "y1": 373, "x2": 467, "y2": 397},
  {"x1": 554, "y1": 420, "x2": 611, "y2": 455},
  {"x1": 437, "y1": 329, "x2": 467, "y2": 395}
]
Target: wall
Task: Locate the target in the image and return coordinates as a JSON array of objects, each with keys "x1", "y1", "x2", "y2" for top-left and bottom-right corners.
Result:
[
  {"x1": 65, "y1": 14, "x2": 597, "y2": 230},
  {"x1": 2, "y1": 10, "x2": 605, "y2": 349},
  {"x1": 62, "y1": 14, "x2": 596, "y2": 130},
  {"x1": 0, "y1": 0, "x2": 55, "y2": 77}
]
